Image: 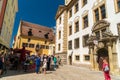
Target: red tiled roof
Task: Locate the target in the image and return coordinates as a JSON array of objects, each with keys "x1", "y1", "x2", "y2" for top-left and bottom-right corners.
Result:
[{"x1": 20, "y1": 21, "x2": 55, "y2": 41}]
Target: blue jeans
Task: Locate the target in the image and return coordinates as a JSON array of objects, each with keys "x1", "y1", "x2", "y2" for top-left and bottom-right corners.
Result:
[
  {"x1": 54, "y1": 62, "x2": 57, "y2": 69},
  {"x1": 36, "y1": 65, "x2": 40, "y2": 73}
]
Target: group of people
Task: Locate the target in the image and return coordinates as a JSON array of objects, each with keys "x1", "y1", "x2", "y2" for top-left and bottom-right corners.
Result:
[
  {"x1": 0, "y1": 51, "x2": 62, "y2": 75},
  {"x1": 35, "y1": 54, "x2": 61, "y2": 74},
  {"x1": 0, "y1": 50, "x2": 111, "y2": 80}
]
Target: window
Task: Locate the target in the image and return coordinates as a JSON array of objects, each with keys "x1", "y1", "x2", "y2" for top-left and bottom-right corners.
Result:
[
  {"x1": 28, "y1": 38, "x2": 31, "y2": 42},
  {"x1": 46, "y1": 46, "x2": 49, "y2": 49},
  {"x1": 101, "y1": 28, "x2": 106, "y2": 37},
  {"x1": 75, "y1": 55, "x2": 80, "y2": 61},
  {"x1": 59, "y1": 17, "x2": 61, "y2": 24},
  {"x1": 28, "y1": 29, "x2": 33, "y2": 36},
  {"x1": 59, "y1": 31, "x2": 61, "y2": 39},
  {"x1": 69, "y1": 25, "x2": 72, "y2": 35},
  {"x1": 84, "y1": 55, "x2": 90, "y2": 61},
  {"x1": 22, "y1": 43, "x2": 28, "y2": 47},
  {"x1": 93, "y1": 4, "x2": 106, "y2": 22},
  {"x1": 95, "y1": 28, "x2": 107, "y2": 40},
  {"x1": 100, "y1": 4, "x2": 106, "y2": 19},
  {"x1": 58, "y1": 44, "x2": 61, "y2": 51},
  {"x1": 95, "y1": 31, "x2": 100, "y2": 40},
  {"x1": 74, "y1": 38, "x2": 79, "y2": 49},
  {"x1": 45, "y1": 41, "x2": 47, "y2": 44},
  {"x1": 41, "y1": 45, "x2": 45, "y2": 49},
  {"x1": 29, "y1": 44, "x2": 34, "y2": 48},
  {"x1": 83, "y1": 15, "x2": 88, "y2": 29},
  {"x1": 69, "y1": 9, "x2": 72, "y2": 18},
  {"x1": 83, "y1": 34, "x2": 89, "y2": 47},
  {"x1": 75, "y1": 21, "x2": 79, "y2": 33},
  {"x1": 75, "y1": 2, "x2": 79, "y2": 13},
  {"x1": 82, "y1": 0, "x2": 87, "y2": 7},
  {"x1": 94, "y1": 9, "x2": 99, "y2": 22},
  {"x1": 117, "y1": 0, "x2": 120, "y2": 12},
  {"x1": 68, "y1": 40, "x2": 72, "y2": 50},
  {"x1": 117, "y1": 23, "x2": 120, "y2": 41},
  {"x1": 115, "y1": 0, "x2": 120, "y2": 12}
]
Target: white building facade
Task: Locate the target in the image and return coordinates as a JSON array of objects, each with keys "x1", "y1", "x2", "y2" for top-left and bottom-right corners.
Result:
[{"x1": 56, "y1": 0, "x2": 120, "y2": 75}]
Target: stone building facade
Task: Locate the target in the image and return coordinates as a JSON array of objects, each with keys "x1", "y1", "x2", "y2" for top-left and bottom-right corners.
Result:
[
  {"x1": 55, "y1": 0, "x2": 120, "y2": 75},
  {"x1": 0, "y1": 0, "x2": 18, "y2": 52},
  {"x1": 13, "y1": 21, "x2": 55, "y2": 55}
]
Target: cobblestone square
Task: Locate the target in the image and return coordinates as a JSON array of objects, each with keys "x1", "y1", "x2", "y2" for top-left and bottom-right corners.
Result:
[{"x1": 0, "y1": 65, "x2": 120, "y2": 80}]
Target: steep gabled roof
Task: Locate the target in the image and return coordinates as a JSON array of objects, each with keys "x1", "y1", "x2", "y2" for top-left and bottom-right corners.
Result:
[
  {"x1": 20, "y1": 21, "x2": 55, "y2": 41},
  {"x1": 55, "y1": 5, "x2": 65, "y2": 19}
]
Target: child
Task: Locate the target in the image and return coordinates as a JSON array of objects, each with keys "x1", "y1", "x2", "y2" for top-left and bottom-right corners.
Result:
[
  {"x1": 42, "y1": 57, "x2": 47, "y2": 74},
  {"x1": 102, "y1": 58, "x2": 111, "y2": 80}
]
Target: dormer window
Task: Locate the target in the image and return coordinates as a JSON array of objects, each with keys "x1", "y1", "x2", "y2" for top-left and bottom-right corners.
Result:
[
  {"x1": 28, "y1": 29, "x2": 33, "y2": 36},
  {"x1": 39, "y1": 31, "x2": 42, "y2": 33},
  {"x1": 44, "y1": 33, "x2": 49, "y2": 39}
]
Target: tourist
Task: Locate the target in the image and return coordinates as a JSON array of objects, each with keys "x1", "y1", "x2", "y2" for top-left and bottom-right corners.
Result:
[
  {"x1": 47, "y1": 55, "x2": 51, "y2": 70},
  {"x1": 53, "y1": 56, "x2": 57, "y2": 70},
  {"x1": 35, "y1": 56, "x2": 41, "y2": 74},
  {"x1": 102, "y1": 58, "x2": 111, "y2": 80},
  {"x1": 57, "y1": 56, "x2": 61, "y2": 67},
  {"x1": 42, "y1": 56, "x2": 47, "y2": 74}
]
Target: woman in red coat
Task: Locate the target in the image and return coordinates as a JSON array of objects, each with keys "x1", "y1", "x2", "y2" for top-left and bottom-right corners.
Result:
[{"x1": 102, "y1": 58, "x2": 111, "y2": 80}]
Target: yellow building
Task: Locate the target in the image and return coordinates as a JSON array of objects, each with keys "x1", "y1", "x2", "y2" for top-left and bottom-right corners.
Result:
[
  {"x1": 13, "y1": 21, "x2": 55, "y2": 55},
  {"x1": 0, "y1": 0, "x2": 18, "y2": 52}
]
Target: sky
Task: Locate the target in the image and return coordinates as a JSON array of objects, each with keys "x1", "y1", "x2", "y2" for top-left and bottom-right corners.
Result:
[{"x1": 10, "y1": 0, "x2": 64, "y2": 47}]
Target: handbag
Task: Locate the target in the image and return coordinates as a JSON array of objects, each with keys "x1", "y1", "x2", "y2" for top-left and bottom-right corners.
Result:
[{"x1": 104, "y1": 65, "x2": 109, "y2": 72}]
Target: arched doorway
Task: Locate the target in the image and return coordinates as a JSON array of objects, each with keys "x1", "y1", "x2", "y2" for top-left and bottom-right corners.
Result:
[
  {"x1": 88, "y1": 20, "x2": 118, "y2": 74},
  {"x1": 97, "y1": 48, "x2": 109, "y2": 70}
]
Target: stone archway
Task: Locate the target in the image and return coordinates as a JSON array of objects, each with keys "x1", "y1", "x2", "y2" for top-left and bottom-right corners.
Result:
[{"x1": 88, "y1": 20, "x2": 118, "y2": 73}]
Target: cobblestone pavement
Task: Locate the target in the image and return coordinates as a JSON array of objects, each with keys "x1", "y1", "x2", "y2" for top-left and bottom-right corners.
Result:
[{"x1": 0, "y1": 65, "x2": 120, "y2": 80}]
